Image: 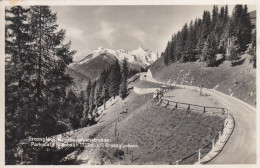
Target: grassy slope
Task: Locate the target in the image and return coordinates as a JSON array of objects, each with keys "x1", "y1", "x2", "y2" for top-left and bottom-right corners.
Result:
[
  {"x1": 150, "y1": 54, "x2": 256, "y2": 106},
  {"x1": 85, "y1": 89, "x2": 224, "y2": 164}
]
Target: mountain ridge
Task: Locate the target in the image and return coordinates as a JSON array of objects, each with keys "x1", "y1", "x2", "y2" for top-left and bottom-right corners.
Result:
[
  {"x1": 68, "y1": 47, "x2": 159, "y2": 81},
  {"x1": 71, "y1": 46, "x2": 158, "y2": 67}
]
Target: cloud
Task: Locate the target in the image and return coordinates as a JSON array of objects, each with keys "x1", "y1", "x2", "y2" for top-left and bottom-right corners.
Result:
[
  {"x1": 61, "y1": 24, "x2": 85, "y2": 43},
  {"x1": 98, "y1": 21, "x2": 116, "y2": 47},
  {"x1": 129, "y1": 26, "x2": 146, "y2": 43}
]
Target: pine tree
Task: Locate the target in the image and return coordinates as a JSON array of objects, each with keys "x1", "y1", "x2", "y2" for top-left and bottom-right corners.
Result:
[
  {"x1": 180, "y1": 23, "x2": 189, "y2": 62},
  {"x1": 224, "y1": 5, "x2": 229, "y2": 23},
  {"x1": 227, "y1": 4, "x2": 252, "y2": 55},
  {"x1": 114, "y1": 59, "x2": 121, "y2": 96},
  {"x1": 120, "y1": 58, "x2": 128, "y2": 99},
  {"x1": 5, "y1": 6, "x2": 31, "y2": 139},
  {"x1": 108, "y1": 67, "x2": 116, "y2": 98},
  {"x1": 183, "y1": 21, "x2": 197, "y2": 62},
  {"x1": 206, "y1": 33, "x2": 218, "y2": 66},
  {"x1": 201, "y1": 33, "x2": 217, "y2": 67},
  {"x1": 202, "y1": 11, "x2": 212, "y2": 38},
  {"x1": 80, "y1": 88, "x2": 89, "y2": 127},
  {"x1": 170, "y1": 35, "x2": 177, "y2": 62},
  {"x1": 219, "y1": 6, "x2": 225, "y2": 21},
  {"x1": 175, "y1": 32, "x2": 182, "y2": 61},
  {"x1": 28, "y1": 6, "x2": 75, "y2": 136},
  {"x1": 198, "y1": 10, "x2": 211, "y2": 55},
  {"x1": 217, "y1": 6, "x2": 229, "y2": 54},
  {"x1": 251, "y1": 29, "x2": 256, "y2": 68},
  {"x1": 94, "y1": 82, "x2": 102, "y2": 107},
  {"x1": 163, "y1": 41, "x2": 170, "y2": 65},
  {"x1": 101, "y1": 85, "x2": 107, "y2": 109},
  {"x1": 211, "y1": 5, "x2": 219, "y2": 29},
  {"x1": 226, "y1": 36, "x2": 239, "y2": 61},
  {"x1": 5, "y1": 6, "x2": 31, "y2": 164},
  {"x1": 195, "y1": 18, "x2": 203, "y2": 55},
  {"x1": 240, "y1": 5, "x2": 253, "y2": 52},
  {"x1": 86, "y1": 80, "x2": 92, "y2": 99}
]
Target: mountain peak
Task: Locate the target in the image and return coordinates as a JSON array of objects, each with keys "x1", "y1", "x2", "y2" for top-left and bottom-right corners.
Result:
[
  {"x1": 97, "y1": 47, "x2": 104, "y2": 51},
  {"x1": 137, "y1": 46, "x2": 144, "y2": 50}
]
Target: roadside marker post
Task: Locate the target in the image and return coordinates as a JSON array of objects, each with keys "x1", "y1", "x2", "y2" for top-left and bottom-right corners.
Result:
[
  {"x1": 187, "y1": 104, "x2": 190, "y2": 112},
  {"x1": 175, "y1": 160, "x2": 179, "y2": 165},
  {"x1": 165, "y1": 101, "x2": 169, "y2": 108},
  {"x1": 198, "y1": 149, "x2": 201, "y2": 163},
  {"x1": 212, "y1": 139, "x2": 215, "y2": 150},
  {"x1": 219, "y1": 131, "x2": 222, "y2": 143},
  {"x1": 115, "y1": 123, "x2": 117, "y2": 136}
]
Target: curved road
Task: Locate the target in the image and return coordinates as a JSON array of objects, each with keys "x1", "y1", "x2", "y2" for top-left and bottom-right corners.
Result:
[
  {"x1": 144, "y1": 75, "x2": 256, "y2": 164},
  {"x1": 207, "y1": 89, "x2": 256, "y2": 164}
]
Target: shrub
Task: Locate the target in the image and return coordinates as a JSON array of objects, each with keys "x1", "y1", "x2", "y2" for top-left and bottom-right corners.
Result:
[{"x1": 113, "y1": 149, "x2": 124, "y2": 159}]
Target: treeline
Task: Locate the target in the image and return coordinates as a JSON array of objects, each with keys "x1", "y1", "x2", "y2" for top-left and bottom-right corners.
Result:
[
  {"x1": 163, "y1": 5, "x2": 255, "y2": 67},
  {"x1": 82, "y1": 59, "x2": 140, "y2": 126}
]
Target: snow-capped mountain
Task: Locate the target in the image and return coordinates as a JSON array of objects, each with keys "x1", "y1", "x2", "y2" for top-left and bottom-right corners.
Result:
[
  {"x1": 68, "y1": 47, "x2": 159, "y2": 81},
  {"x1": 75, "y1": 46, "x2": 158, "y2": 67}
]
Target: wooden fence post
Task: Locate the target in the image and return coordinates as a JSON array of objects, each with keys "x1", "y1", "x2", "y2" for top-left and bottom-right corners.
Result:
[
  {"x1": 222, "y1": 108, "x2": 225, "y2": 115},
  {"x1": 219, "y1": 131, "x2": 222, "y2": 143},
  {"x1": 198, "y1": 149, "x2": 201, "y2": 163},
  {"x1": 187, "y1": 104, "x2": 190, "y2": 112},
  {"x1": 165, "y1": 101, "x2": 169, "y2": 108},
  {"x1": 175, "y1": 160, "x2": 179, "y2": 165},
  {"x1": 115, "y1": 123, "x2": 117, "y2": 136},
  {"x1": 131, "y1": 151, "x2": 134, "y2": 162},
  {"x1": 212, "y1": 139, "x2": 215, "y2": 150},
  {"x1": 159, "y1": 98, "x2": 163, "y2": 105}
]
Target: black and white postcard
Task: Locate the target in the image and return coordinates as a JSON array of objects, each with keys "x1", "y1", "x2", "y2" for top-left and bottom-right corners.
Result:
[{"x1": 0, "y1": 0, "x2": 258, "y2": 167}]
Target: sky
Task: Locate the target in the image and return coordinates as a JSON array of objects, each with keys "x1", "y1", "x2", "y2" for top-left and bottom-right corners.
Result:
[{"x1": 51, "y1": 5, "x2": 256, "y2": 61}]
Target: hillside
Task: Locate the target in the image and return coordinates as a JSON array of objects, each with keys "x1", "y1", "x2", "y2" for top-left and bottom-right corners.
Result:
[
  {"x1": 70, "y1": 53, "x2": 117, "y2": 80},
  {"x1": 150, "y1": 54, "x2": 256, "y2": 106},
  {"x1": 65, "y1": 67, "x2": 90, "y2": 82}
]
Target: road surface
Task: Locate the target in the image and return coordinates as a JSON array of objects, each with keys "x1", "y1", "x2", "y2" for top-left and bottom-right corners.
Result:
[{"x1": 207, "y1": 89, "x2": 256, "y2": 164}]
